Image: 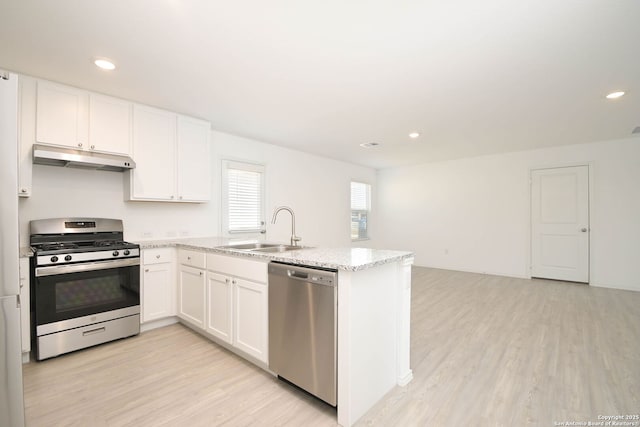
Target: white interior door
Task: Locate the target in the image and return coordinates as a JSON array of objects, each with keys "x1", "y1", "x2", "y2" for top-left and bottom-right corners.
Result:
[{"x1": 531, "y1": 166, "x2": 589, "y2": 283}]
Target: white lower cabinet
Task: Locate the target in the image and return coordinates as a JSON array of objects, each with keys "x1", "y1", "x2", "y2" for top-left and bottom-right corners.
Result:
[
  {"x1": 141, "y1": 248, "x2": 176, "y2": 323},
  {"x1": 177, "y1": 249, "x2": 206, "y2": 329},
  {"x1": 171, "y1": 249, "x2": 268, "y2": 365},
  {"x1": 205, "y1": 272, "x2": 233, "y2": 344},
  {"x1": 178, "y1": 265, "x2": 206, "y2": 329},
  {"x1": 233, "y1": 277, "x2": 268, "y2": 362},
  {"x1": 206, "y1": 253, "x2": 268, "y2": 364}
]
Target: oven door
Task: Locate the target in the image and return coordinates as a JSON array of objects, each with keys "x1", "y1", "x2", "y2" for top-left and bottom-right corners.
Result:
[{"x1": 33, "y1": 258, "x2": 140, "y2": 328}]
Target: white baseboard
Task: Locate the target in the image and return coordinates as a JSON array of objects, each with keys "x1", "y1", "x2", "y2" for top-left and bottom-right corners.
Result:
[
  {"x1": 590, "y1": 282, "x2": 640, "y2": 293},
  {"x1": 141, "y1": 316, "x2": 179, "y2": 333},
  {"x1": 397, "y1": 370, "x2": 413, "y2": 386}
]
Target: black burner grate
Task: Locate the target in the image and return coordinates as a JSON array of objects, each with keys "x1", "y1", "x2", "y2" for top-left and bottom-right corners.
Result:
[{"x1": 40, "y1": 242, "x2": 79, "y2": 251}]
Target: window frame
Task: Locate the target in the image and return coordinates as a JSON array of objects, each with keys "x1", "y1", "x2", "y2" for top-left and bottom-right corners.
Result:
[
  {"x1": 350, "y1": 181, "x2": 371, "y2": 241},
  {"x1": 221, "y1": 159, "x2": 266, "y2": 236}
]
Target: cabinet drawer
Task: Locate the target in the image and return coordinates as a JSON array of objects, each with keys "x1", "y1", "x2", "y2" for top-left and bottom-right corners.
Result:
[
  {"x1": 143, "y1": 248, "x2": 174, "y2": 265},
  {"x1": 179, "y1": 249, "x2": 206, "y2": 269},
  {"x1": 206, "y1": 253, "x2": 268, "y2": 283}
]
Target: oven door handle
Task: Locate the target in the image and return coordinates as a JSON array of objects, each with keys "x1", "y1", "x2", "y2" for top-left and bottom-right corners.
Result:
[{"x1": 35, "y1": 258, "x2": 140, "y2": 277}]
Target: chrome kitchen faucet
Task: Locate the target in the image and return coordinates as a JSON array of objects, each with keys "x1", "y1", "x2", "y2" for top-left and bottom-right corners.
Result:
[{"x1": 271, "y1": 206, "x2": 301, "y2": 246}]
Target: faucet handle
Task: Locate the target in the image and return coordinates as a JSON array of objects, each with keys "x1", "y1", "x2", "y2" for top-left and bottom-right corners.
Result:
[{"x1": 291, "y1": 235, "x2": 302, "y2": 246}]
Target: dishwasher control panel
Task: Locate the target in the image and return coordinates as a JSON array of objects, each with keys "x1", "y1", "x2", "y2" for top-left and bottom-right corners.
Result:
[{"x1": 309, "y1": 274, "x2": 334, "y2": 286}]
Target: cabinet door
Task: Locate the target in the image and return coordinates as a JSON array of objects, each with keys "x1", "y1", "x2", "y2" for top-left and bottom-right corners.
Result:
[
  {"x1": 177, "y1": 115, "x2": 210, "y2": 202},
  {"x1": 142, "y1": 263, "x2": 174, "y2": 323},
  {"x1": 206, "y1": 272, "x2": 233, "y2": 344},
  {"x1": 18, "y1": 76, "x2": 35, "y2": 197},
  {"x1": 19, "y1": 258, "x2": 30, "y2": 354},
  {"x1": 178, "y1": 265, "x2": 206, "y2": 329},
  {"x1": 36, "y1": 81, "x2": 88, "y2": 148},
  {"x1": 234, "y1": 278, "x2": 268, "y2": 362},
  {"x1": 89, "y1": 94, "x2": 132, "y2": 155},
  {"x1": 130, "y1": 105, "x2": 176, "y2": 200}
]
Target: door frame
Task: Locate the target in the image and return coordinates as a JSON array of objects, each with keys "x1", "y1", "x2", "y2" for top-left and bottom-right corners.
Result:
[{"x1": 527, "y1": 162, "x2": 593, "y2": 283}]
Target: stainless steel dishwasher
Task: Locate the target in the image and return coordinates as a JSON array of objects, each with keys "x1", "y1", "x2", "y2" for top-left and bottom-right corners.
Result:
[{"x1": 268, "y1": 262, "x2": 337, "y2": 406}]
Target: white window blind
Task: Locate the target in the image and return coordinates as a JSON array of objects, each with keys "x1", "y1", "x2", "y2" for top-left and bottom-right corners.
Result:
[
  {"x1": 223, "y1": 161, "x2": 265, "y2": 234},
  {"x1": 351, "y1": 181, "x2": 371, "y2": 240},
  {"x1": 351, "y1": 182, "x2": 370, "y2": 211}
]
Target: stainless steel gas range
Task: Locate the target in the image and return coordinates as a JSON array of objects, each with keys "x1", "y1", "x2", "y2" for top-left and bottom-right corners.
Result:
[{"x1": 29, "y1": 218, "x2": 140, "y2": 360}]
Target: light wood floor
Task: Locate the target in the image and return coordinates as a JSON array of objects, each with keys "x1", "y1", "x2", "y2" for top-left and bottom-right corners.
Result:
[{"x1": 23, "y1": 267, "x2": 640, "y2": 426}]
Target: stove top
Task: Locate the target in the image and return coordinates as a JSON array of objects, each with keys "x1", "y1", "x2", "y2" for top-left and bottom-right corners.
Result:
[
  {"x1": 33, "y1": 240, "x2": 139, "y2": 255},
  {"x1": 30, "y1": 217, "x2": 140, "y2": 266}
]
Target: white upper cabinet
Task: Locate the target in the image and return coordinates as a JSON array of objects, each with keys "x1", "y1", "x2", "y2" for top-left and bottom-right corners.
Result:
[
  {"x1": 177, "y1": 115, "x2": 210, "y2": 202},
  {"x1": 89, "y1": 94, "x2": 132, "y2": 155},
  {"x1": 130, "y1": 105, "x2": 177, "y2": 200},
  {"x1": 27, "y1": 77, "x2": 210, "y2": 202},
  {"x1": 36, "y1": 81, "x2": 89, "y2": 149},
  {"x1": 35, "y1": 80, "x2": 132, "y2": 156},
  {"x1": 127, "y1": 108, "x2": 210, "y2": 203}
]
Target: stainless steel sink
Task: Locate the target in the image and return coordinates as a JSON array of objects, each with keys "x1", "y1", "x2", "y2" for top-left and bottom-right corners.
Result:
[
  {"x1": 217, "y1": 243, "x2": 281, "y2": 250},
  {"x1": 251, "y1": 245, "x2": 306, "y2": 253},
  {"x1": 217, "y1": 242, "x2": 308, "y2": 252}
]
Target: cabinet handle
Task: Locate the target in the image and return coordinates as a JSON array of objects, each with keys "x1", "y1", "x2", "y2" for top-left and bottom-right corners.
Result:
[
  {"x1": 156, "y1": 255, "x2": 161, "y2": 259},
  {"x1": 145, "y1": 269, "x2": 149, "y2": 272},
  {"x1": 170, "y1": 195, "x2": 175, "y2": 199},
  {"x1": 225, "y1": 278, "x2": 230, "y2": 284},
  {"x1": 199, "y1": 271, "x2": 203, "y2": 276},
  {"x1": 78, "y1": 143, "x2": 83, "y2": 148},
  {"x1": 20, "y1": 188, "x2": 27, "y2": 193},
  {"x1": 90, "y1": 144, "x2": 95, "y2": 150},
  {"x1": 187, "y1": 256, "x2": 191, "y2": 260},
  {"x1": 232, "y1": 279, "x2": 236, "y2": 285},
  {"x1": 179, "y1": 196, "x2": 183, "y2": 200}
]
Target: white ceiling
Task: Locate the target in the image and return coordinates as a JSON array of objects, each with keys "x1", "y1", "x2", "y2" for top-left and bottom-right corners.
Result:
[{"x1": 1, "y1": 0, "x2": 638, "y2": 169}]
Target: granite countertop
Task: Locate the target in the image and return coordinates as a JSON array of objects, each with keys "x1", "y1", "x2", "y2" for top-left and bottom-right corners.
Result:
[{"x1": 136, "y1": 237, "x2": 414, "y2": 272}]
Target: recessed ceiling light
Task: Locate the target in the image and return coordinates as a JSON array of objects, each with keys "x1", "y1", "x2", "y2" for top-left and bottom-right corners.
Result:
[
  {"x1": 94, "y1": 58, "x2": 116, "y2": 70},
  {"x1": 359, "y1": 142, "x2": 380, "y2": 148},
  {"x1": 605, "y1": 91, "x2": 625, "y2": 99},
  {"x1": 409, "y1": 132, "x2": 420, "y2": 139}
]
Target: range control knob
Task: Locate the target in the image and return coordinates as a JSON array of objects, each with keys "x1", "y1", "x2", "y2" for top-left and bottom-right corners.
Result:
[
  {"x1": 123, "y1": 249, "x2": 130, "y2": 256},
  {"x1": 50, "y1": 256, "x2": 59, "y2": 263},
  {"x1": 112, "y1": 250, "x2": 120, "y2": 257},
  {"x1": 64, "y1": 255, "x2": 72, "y2": 261}
]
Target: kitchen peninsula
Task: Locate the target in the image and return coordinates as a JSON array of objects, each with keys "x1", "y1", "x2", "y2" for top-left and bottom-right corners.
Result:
[{"x1": 138, "y1": 237, "x2": 414, "y2": 427}]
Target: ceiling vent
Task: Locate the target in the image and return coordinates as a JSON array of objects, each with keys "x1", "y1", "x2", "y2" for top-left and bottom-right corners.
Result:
[{"x1": 359, "y1": 142, "x2": 380, "y2": 148}]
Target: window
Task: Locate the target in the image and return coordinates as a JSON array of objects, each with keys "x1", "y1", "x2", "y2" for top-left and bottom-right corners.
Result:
[
  {"x1": 222, "y1": 160, "x2": 265, "y2": 234},
  {"x1": 351, "y1": 181, "x2": 371, "y2": 240}
]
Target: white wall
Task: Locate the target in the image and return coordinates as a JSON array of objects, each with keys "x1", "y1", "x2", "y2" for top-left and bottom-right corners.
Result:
[
  {"x1": 210, "y1": 130, "x2": 376, "y2": 247},
  {"x1": 18, "y1": 131, "x2": 376, "y2": 249},
  {"x1": 376, "y1": 137, "x2": 640, "y2": 292}
]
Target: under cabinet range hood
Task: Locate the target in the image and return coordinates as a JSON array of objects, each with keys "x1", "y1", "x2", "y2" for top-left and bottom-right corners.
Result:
[{"x1": 32, "y1": 144, "x2": 135, "y2": 172}]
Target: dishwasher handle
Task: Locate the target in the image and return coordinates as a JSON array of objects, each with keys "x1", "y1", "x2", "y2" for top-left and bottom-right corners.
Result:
[{"x1": 288, "y1": 269, "x2": 309, "y2": 280}]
